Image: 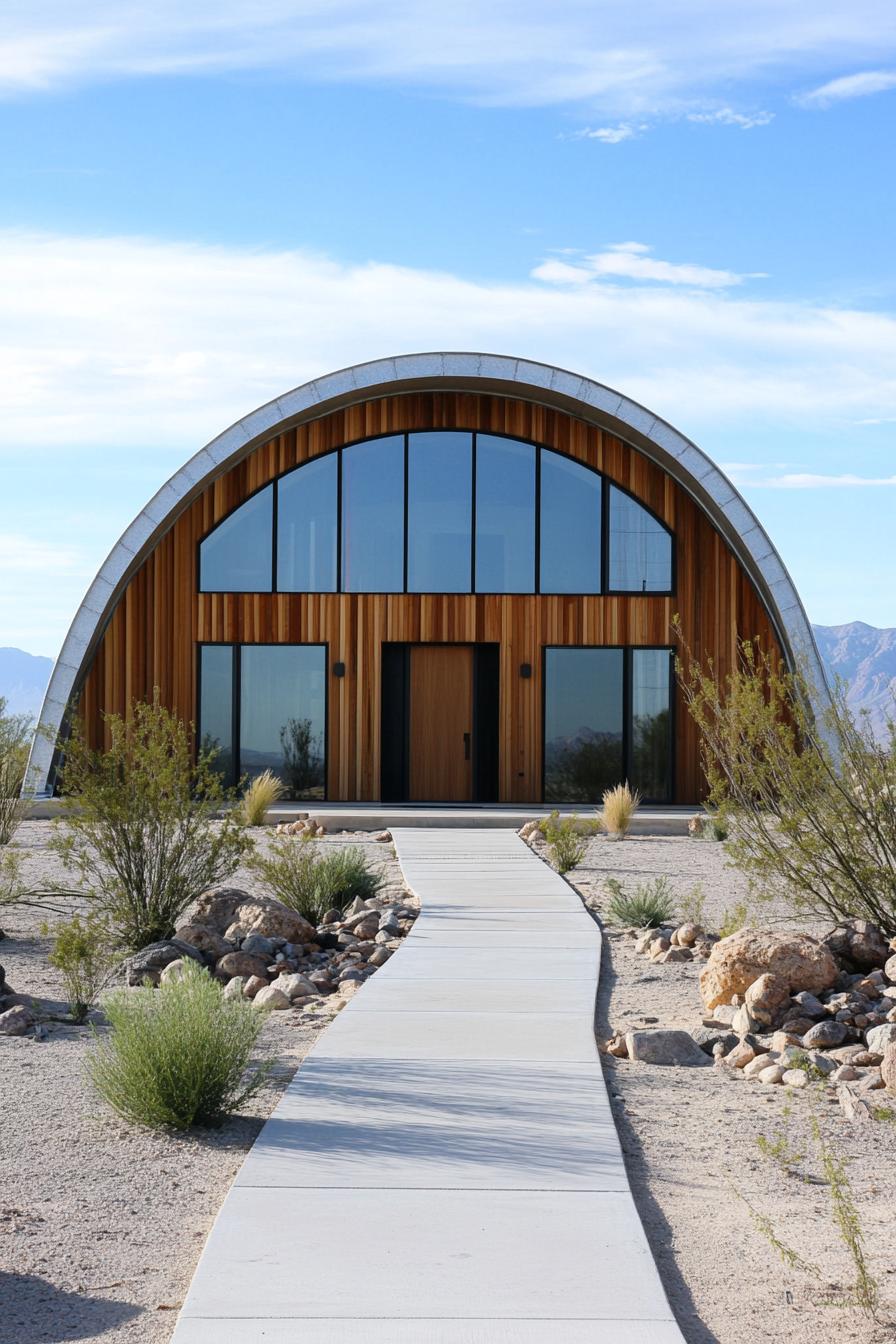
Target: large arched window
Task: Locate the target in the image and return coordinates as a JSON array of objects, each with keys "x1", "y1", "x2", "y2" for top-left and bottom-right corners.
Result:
[{"x1": 198, "y1": 432, "x2": 673, "y2": 595}]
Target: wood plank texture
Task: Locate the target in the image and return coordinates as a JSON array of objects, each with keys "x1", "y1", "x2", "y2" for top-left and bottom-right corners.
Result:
[
  {"x1": 409, "y1": 645, "x2": 474, "y2": 802},
  {"x1": 78, "y1": 392, "x2": 782, "y2": 802}
]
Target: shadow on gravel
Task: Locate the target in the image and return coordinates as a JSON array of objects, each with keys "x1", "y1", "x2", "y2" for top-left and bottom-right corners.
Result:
[
  {"x1": 594, "y1": 927, "x2": 721, "y2": 1344},
  {"x1": 0, "y1": 1271, "x2": 141, "y2": 1341}
]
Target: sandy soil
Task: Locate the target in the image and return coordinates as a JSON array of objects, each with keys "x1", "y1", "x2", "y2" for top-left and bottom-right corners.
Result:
[
  {"x1": 0, "y1": 822, "x2": 404, "y2": 1344},
  {"x1": 566, "y1": 831, "x2": 896, "y2": 1344}
]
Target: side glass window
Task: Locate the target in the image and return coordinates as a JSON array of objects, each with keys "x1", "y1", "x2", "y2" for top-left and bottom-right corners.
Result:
[
  {"x1": 198, "y1": 646, "x2": 234, "y2": 784},
  {"x1": 342, "y1": 436, "x2": 405, "y2": 592},
  {"x1": 540, "y1": 451, "x2": 601, "y2": 593},
  {"x1": 475, "y1": 436, "x2": 535, "y2": 592},
  {"x1": 407, "y1": 432, "x2": 472, "y2": 592},
  {"x1": 544, "y1": 648, "x2": 623, "y2": 802},
  {"x1": 277, "y1": 455, "x2": 337, "y2": 592},
  {"x1": 199, "y1": 485, "x2": 273, "y2": 592},
  {"x1": 631, "y1": 648, "x2": 672, "y2": 800},
  {"x1": 608, "y1": 485, "x2": 672, "y2": 592},
  {"x1": 239, "y1": 646, "x2": 326, "y2": 800}
]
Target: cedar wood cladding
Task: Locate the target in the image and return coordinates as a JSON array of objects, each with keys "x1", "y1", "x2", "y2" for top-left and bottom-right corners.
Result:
[{"x1": 78, "y1": 391, "x2": 781, "y2": 803}]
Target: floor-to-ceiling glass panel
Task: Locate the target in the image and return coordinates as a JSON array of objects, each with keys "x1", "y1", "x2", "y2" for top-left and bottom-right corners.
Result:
[
  {"x1": 407, "y1": 432, "x2": 472, "y2": 592},
  {"x1": 539, "y1": 451, "x2": 601, "y2": 593},
  {"x1": 631, "y1": 648, "x2": 672, "y2": 799},
  {"x1": 240, "y1": 646, "x2": 326, "y2": 799},
  {"x1": 475, "y1": 435, "x2": 535, "y2": 592},
  {"x1": 199, "y1": 485, "x2": 273, "y2": 592},
  {"x1": 608, "y1": 486, "x2": 673, "y2": 592},
  {"x1": 544, "y1": 648, "x2": 624, "y2": 801},
  {"x1": 198, "y1": 645, "x2": 234, "y2": 784},
  {"x1": 277, "y1": 455, "x2": 337, "y2": 592},
  {"x1": 342, "y1": 435, "x2": 405, "y2": 592}
]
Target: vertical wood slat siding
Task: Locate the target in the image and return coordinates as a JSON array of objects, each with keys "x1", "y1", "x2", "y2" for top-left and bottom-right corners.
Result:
[{"x1": 78, "y1": 392, "x2": 781, "y2": 803}]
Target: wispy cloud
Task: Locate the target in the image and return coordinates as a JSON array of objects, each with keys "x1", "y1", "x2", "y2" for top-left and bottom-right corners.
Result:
[
  {"x1": 799, "y1": 69, "x2": 896, "y2": 106},
  {"x1": 2, "y1": 4, "x2": 896, "y2": 115},
  {"x1": 685, "y1": 107, "x2": 774, "y2": 128},
  {"x1": 573, "y1": 124, "x2": 643, "y2": 143},
  {"x1": 726, "y1": 469, "x2": 896, "y2": 488},
  {"x1": 532, "y1": 241, "x2": 760, "y2": 289}
]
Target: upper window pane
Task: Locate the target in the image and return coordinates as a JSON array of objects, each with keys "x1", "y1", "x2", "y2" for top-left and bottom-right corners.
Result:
[
  {"x1": 342, "y1": 436, "x2": 405, "y2": 592},
  {"x1": 608, "y1": 485, "x2": 672, "y2": 592},
  {"x1": 631, "y1": 648, "x2": 672, "y2": 800},
  {"x1": 199, "y1": 485, "x2": 273, "y2": 592},
  {"x1": 544, "y1": 648, "x2": 624, "y2": 802},
  {"x1": 539, "y1": 451, "x2": 601, "y2": 594},
  {"x1": 199, "y1": 645, "x2": 234, "y2": 784},
  {"x1": 239, "y1": 645, "x2": 326, "y2": 800},
  {"x1": 407, "y1": 432, "x2": 472, "y2": 593},
  {"x1": 475, "y1": 436, "x2": 535, "y2": 592},
  {"x1": 277, "y1": 456, "x2": 337, "y2": 592}
]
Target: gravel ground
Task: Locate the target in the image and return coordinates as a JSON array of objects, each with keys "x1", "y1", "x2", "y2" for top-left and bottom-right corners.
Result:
[
  {"x1": 0, "y1": 821, "x2": 405, "y2": 1344},
  {"x1": 564, "y1": 831, "x2": 896, "y2": 1344}
]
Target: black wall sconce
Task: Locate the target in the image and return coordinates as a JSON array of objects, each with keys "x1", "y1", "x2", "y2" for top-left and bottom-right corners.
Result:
[
  {"x1": 519, "y1": 662, "x2": 532, "y2": 679},
  {"x1": 333, "y1": 661, "x2": 346, "y2": 678}
]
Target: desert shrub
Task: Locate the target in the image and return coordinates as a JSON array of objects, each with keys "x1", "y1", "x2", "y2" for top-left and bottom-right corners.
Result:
[
  {"x1": 599, "y1": 782, "x2": 641, "y2": 837},
  {"x1": 0, "y1": 697, "x2": 32, "y2": 846},
  {"x1": 250, "y1": 838, "x2": 383, "y2": 922},
  {"x1": 542, "y1": 811, "x2": 588, "y2": 874},
  {"x1": 87, "y1": 959, "x2": 271, "y2": 1130},
  {"x1": 241, "y1": 770, "x2": 285, "y2": 826},
  {"x1": 677, "y1": 882, "x2": 706, "y2": 927},
  {"x1": 718, "y1": 900, "x2": 749, "y2": 938},
  {"x1": 677, "y1": 626, "x2": 896, "y2": 934},
  {"x1": 44, "y1": 912, "x2": 117, "y2": 1023},
  {"x1": 605, "y1": 875, "x2": 675, "y2": 928},
  {"x1": 52, "y1": 696, "x2": 252, "y2": 951}
]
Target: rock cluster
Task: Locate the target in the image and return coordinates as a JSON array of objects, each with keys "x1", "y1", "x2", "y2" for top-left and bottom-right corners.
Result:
[
  {"x1": 629, "y1": 921, "x2": 719, "y2": 965},
  {"x1": 124, "y1": 886, "x2": 418, "y2": 1008},
  {"x1": 274, "y1": 815, "x2": 328, "y2": 839}
]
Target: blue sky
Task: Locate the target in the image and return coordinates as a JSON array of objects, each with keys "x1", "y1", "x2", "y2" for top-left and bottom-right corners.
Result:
[{"x1": 1, "y1": 2, "x2": 895, "y2": 654}]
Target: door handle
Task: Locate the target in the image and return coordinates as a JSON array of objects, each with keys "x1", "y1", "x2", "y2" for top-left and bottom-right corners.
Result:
[{"x1": 463, "y1": 732, "x2": 471, "y2": 761}]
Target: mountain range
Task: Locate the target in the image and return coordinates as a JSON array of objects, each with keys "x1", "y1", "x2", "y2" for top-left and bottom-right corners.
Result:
[{"x1": 1, "y1": 624, "x2": 895, "y2": 738}]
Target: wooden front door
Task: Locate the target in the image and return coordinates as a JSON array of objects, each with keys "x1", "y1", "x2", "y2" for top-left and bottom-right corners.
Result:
[{"x1": 408, "y1": 645, "x2": 474, "y2": 802}]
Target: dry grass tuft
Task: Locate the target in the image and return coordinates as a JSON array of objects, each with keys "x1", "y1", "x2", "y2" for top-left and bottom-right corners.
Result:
[
  {"x1": 241, "y1": 770, "x2": 285, "y2": 826},
  {"x1": 599, "y1": 782, "x2": 641, "y2": 837}
]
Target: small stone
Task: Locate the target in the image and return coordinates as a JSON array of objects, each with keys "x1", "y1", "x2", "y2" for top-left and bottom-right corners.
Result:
[
  {"x1": 662, "y1": 947, "x2": 693, "y2": 963},
  {"x1": 274, "y1": 973, "x2": 317, "y2": 1000},
  {"x1": 223, "y1": 976, "x2": 246, "y2": 1001},
  {"x1": 744, "y1": 1051, "x2": 780, "y2": 1079},
  {"x1": 253, "y1": 985, "x2": 291, "y2": 1010},
  {"x1": 216, "y1": 951, "x2": 271, "y2": 981},
  {"x1": 368, "y1": 947, "x2": 392, "y2": 967},
  {"x1": 634, "y1": 932, "x2": 655, "y2": 955},
  {"x1": 866, "y1": 1023, "x2": 896, "y2": 1054},
  {"x1": 173, "y1": 924, "x2": 233, "y2": 960},
  {"x1": 159, "y1": 959, "x2": 190, "y2": 985},
  {"x1": 604, "y1": 1034, "x2": 629, "y2": 1058},
  {"x1": 791, "y1": 990, "x2": 827, "y2": 1019},
  {"x1": 374, "y1": 830, "x2": 392, "y2": 843},
  {"x1": 882, "y1": 1043, "x2": 896, "y2": 1095},
  {"x1": 725, "y1": 1040, "x2": 757, "y2": 1068},
  {"x1": 802, "y1": 1019, "x2": 850, "y2": 1049},
  {"x1": 0, "y1": 1005, "x2": 32, "y2": 1035},
  {"x1": 804, "y1": 1050, "x2": 838, "y2": 1075},
  {"x1": 675, "y1": 923, "x2": 703, "y2": 948},
  {"x1": 691, "y1": 1026, "x2": 739, "y2": 1056},
  {"x1": 829, "y1": 1064, "x2": 859, "y2": 1084},
  {"x1": 884, "y1": 953, "x2": 896, "y2": 984},
  {"x1": 781, "y1": 1068, "x2": 809, "y2": 1088},
  {"x1": 770, "y1": 1029, "x2": 804, "y2": 1052},
  {"x1": 124, "y1": 939, "x2": 204, "y2": 986},
  {"x1": 779, "y1": 1015, "x2": 816, "y2": 1037},
  {"x1": 838, "y1": 1084, "x2": 877, "y2": 1121},
  {"x1": 242, "y1": 975, "x2": 268, "y2": 999},
  {"x1": 648, "y1": 937, "x2": 671, "y2": 960},
  {"x1": 731, "y1": 1004, "x2": 760, "y2": 1036},
  {"x1": 625, "y1": 1029, "x2": 712, "y2": 1067},
  {"x1": 758, "y1": 1064, "x2": 787, "y2": 1084},
  {"x1": 745, "y1": 973, "x2": 791, "y2": 1027},
  {"x1": 241, "y1": 933, "x2": 277, "y2": 958}
]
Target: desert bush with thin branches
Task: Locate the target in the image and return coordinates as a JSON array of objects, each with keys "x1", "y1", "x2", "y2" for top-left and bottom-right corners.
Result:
[{"x1": 0, "y1": 697, "x2": 32, "y2": 846}]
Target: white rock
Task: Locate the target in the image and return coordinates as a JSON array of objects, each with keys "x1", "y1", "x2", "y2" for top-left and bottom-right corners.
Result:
[{"x1": 253, "y1": 985, "x2": 291, "y2": 1010}]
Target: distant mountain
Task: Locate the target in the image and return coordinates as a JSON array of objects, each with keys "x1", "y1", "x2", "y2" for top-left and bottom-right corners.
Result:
[
  {"x1": 0, "y1": 647, "x2": 53, "y2": 722},
  {"x1": 812, "y1": 622, "x2": 896, "y2": 742}
]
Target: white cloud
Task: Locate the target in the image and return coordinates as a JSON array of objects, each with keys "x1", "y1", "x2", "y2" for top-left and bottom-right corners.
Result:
[
  {"x1": 799, "y1": 69, "x2": 896, "y2": 106},
  {"x1": 533, "y1": 241, "x2": 756, "y2": 289},
  {"x1": 685, "y1": 107, "x2": 774, "y2": 128},
  {"x1": 727, "y1": 471, "x2": 896, "y2": 488},
  {"x1": 574, "y1": 124, "x2": 640, "y2": 143},
  {"x1": 2, "y1": 3, "x2": 896, "y2": 114}
]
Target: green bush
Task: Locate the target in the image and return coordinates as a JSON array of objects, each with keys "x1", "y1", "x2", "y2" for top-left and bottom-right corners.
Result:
[
  {"x1": 249, "y1": 838, "x2": 383, "y2": 922},
  {"x1": 87, "y1": 959, "x2": 271, "y2": 1129},
  {"x1": 52, "y1": 696, "x2": 252, "y2": 951},
  {"x1": 542, "y1": 811, "x2": 588, "y2": 874},
  {"x1": 605, "y1": 875, "x2": 676, "y2": 928},
  {"x1": 45, "y1": 912, "x2": 117, "y2": 1023},
  {"x1": 0, "y1": 696, "x2": 32, "y2": 846}
]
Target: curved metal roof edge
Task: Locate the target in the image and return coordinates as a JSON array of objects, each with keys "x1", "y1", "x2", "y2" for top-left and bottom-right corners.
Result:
[{"x1": 26, "y1": 351, "x2": 828, "y2": 794}]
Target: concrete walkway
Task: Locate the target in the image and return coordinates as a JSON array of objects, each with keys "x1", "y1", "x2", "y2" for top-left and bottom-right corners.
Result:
[{"x1": 171, "y1": 829, "x2": 686, "y2": 1343}]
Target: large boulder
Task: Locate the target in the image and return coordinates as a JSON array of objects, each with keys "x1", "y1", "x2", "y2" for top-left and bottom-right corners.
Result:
[
  {"x1": 123, "y1": 939, "x2": 204, "y2": 986},
  {"x1": 823, "y1": 920, "x2": 889, "y2": 971},
  {"x1": 866, "y1": 1023, "x2": 896, "y2": 1055},
  {"x1": 625, "y1": 1029, "x2": 712, "y2": 1066},
  {"x1": 699, "y1": 929, "x2": 838, "y2": 1011},
  {"x1": 215, "y1": 951, "x2": 271, "y2": 981},
  {"x1": 189, "y1": 888, "x2": 317, "y2": 945}
]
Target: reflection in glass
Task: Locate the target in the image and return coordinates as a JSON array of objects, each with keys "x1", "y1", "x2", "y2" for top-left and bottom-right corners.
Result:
[
  {"x1": 539, "y1": 451, "x2": 601, "y2": 593},
  {"x1": 475, "y1": 436, "x2": 535, "y2": 592},
  {"x1": 199, "y1": 646, "x2": 234, "y2": 784},
  {"x1": 199, "y1": 485, "x2": 273, "y2": 591},
  {"x1": 342, "y1": 436, "x2": 405, "y2": 592},
  {"x1": 240, "y1": 646, "x2": 326, "y2": 799},
  {"x1": 407, "y1": 432, "x2": 472, "y2": 592},
  {"x1": 544, "y1": 648, "x2": 623, "y2": 802},
  {"x1": 631, "y1": 648, "x2": 672, "y2": 799},
  {"x1": 278, "y1": 455, "x2": 337, "y2": 592},
  {"x1": 608, "y1": 486, "x2": 672, "y2": 591}
]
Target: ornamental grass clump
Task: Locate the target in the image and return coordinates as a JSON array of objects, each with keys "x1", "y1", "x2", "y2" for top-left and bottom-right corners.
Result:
[
  {"x1": 599, "y1": 782, "x2": 641, "y2": 838},
  {"x1": 240, "y1": 770, "x2": 285, "y2": 826},
  {"x1": 87, "y1": 959, "x2": 272, "y2": 1130},
  {"x1": 249, "y1": 838, "x2": 383, "y2": 922},
  {"x1": 605, "y1": 876, "x2": 676, "y2": 928},
  {"x1": 52, "y1": 696, "x2": 252, "y2": 951}
]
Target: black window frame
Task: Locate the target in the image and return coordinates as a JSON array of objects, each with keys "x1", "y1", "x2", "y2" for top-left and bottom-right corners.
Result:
[
  {"x1": 196, "y1": 641, "x2": 330, "y2": 800},
  {"x1": 196, "y1": 430, "x2": 676, "y2": 599},
  {"x1": 540, "y1": 644, "x2": 675, "y2": 804}
]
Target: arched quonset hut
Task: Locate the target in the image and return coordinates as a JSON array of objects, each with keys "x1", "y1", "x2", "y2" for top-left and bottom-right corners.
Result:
[{"x1": 29, "y1": 353, "x2": 824, "y2": 806}]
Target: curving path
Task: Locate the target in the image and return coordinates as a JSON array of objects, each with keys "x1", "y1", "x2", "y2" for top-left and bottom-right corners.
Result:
[{"x1": 171, "y1": 829, "x2": 685, "y2": 1343}]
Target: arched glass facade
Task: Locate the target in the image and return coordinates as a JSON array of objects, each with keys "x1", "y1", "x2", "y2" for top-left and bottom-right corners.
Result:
[{"x1": 199, "y1": 431, "x2": 673, "y2": 596}]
